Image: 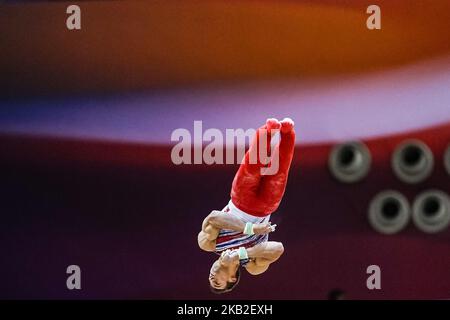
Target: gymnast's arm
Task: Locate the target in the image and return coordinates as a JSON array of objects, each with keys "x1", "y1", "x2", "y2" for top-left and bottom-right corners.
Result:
[
  {"x1": 197, "y1": 210, "x2": 272, "y2": 252},
  {"x1": 245, "y1": 241, "x2": 285, "y2": 275},
  {"x1": 197, "y1": 210, "x2": 246, "y2": 252}
]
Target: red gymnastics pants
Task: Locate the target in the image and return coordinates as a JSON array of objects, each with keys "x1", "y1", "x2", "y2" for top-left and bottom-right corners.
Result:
[{"x1": 230, "y1": 119, "x2": 295, "y2": 217}]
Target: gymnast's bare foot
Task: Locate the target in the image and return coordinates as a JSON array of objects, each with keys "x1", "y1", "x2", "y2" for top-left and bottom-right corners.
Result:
[
  {"x1": 266, "y1": 118, "x2": 281, "y2": 133},
  {"x1": 280, "y1": 117, "x2": 294, "y2": 134}
]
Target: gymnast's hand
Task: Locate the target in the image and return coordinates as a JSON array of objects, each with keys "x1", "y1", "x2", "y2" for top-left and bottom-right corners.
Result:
[
  {"x1": 220, "y1": 249, "x2": 240, "y2": 266},
  {"x1": 253, "y1": 222, "x2": 276, "y2": 235}
]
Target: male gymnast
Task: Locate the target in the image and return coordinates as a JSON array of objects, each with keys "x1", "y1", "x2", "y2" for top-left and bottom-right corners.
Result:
[{"x1": 197, "y1": 118, "x2": 295, "y2": 293}]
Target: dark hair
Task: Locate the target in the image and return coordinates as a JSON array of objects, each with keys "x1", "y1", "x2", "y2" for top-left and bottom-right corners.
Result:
[{"x1": 209, "y1": 268, "x2": 241, "y2": 294}]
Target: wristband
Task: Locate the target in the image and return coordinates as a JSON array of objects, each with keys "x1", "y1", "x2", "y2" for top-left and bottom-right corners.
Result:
[
  {"x1": 238, "y1": 247, "x2": 249, "y2": 260},
  {"x1": 238, "y1": 247, "x2": 250, "y2": 267},
  {"x1": 243, "y1": 222, "x2": 254, "y2": 235}
]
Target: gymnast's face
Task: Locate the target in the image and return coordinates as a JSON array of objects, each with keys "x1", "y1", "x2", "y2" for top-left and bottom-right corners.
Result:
[{"x1": 209, "y1": 259, "x2": 238, "y2": 291}]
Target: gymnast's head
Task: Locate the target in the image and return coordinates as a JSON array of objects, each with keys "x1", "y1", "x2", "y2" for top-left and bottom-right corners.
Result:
[{"x1": 208, "y1": 253, "x2": 240, "y2": 294}]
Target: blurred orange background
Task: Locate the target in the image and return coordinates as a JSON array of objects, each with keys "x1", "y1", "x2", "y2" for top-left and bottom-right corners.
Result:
[{"x1": 1, "y1": 0, "x2": 450, "y2": 96}]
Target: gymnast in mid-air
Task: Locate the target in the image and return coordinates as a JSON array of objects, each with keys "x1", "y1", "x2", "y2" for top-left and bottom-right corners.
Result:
[{"x1": 197, "y1": 118, "x2": 295, "y2": 293}]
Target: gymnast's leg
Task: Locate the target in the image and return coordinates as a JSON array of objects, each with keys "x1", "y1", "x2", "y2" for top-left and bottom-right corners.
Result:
[
  {"x1": 258, "y1": 118, "x2": 295, "y2": 213},
  {"x1": 230, "y1": 118, "x2": 281, "y2": 213}
]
